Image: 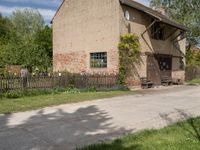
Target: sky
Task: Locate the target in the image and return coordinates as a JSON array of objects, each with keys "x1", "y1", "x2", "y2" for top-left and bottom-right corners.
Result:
[{"x1": 0, "y1": 0, "x2": 150, "y2": 24}]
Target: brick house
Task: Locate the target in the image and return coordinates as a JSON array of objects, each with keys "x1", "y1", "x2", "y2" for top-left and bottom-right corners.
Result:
[{"x1": 52, "y1": 0, "x2": 188, "y2": 86}]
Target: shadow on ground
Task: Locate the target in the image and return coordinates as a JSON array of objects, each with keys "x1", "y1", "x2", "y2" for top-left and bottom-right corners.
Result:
[
  {"x1": 0, "y1": 105, "x2": 134, "y2": 150},
  {"x1": 77, "y1": 138, "x2": 142, "y2": 150}
]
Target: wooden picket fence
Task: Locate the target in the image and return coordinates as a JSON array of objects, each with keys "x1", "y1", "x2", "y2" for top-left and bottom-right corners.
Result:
[{"x1": 0, "y1": 74, "x2": 118, "y2": 93}]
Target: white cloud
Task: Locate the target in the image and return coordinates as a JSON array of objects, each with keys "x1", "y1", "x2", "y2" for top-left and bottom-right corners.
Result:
[
  {"x1": 137, "y1": 0, "x2": 150, "y2": 6},
  {"x1": 2, "y1": 0, "x2": 62, "y2": 6},
  {"x1": 0, "y1": 5, "x2": 56, "y2": 21}
]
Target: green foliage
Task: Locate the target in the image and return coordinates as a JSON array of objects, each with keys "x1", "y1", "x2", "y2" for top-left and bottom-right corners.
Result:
[
  {"x1": 118, "y1": 34, "x2": 141, "y2": 85},
  {"x1": 3, "y1": 90, "x2": 24, "y2": 99},
  {"x1": 150, "y1": 0, "x2": 200, "y2": 52},
  {"x1": 79, "y1": 117, "x2": 200, "y2": 150},
  {"x1": 186, "y1": 50, "x2": 200, "y2": 67},
  {"x1": 10, "y1": 9, "x2": 44, "y2": 38},
  {"x1": 34, "y1": 25, "x2": 53, "y2": 59},
  {"x1": 1, "y1": 89, "x2": 53, "y2": 99},
  {"x1": 0, "y1": 9, "x2": 52, "y2": 72},
  {"x1": 0, "y1": 91, "x2": 133, "y2": 114},
  {"x1": 86, "y1": 87, "x2": 97, "y2": 92},
  {"x1": 0, "y1": 14, "x2": 13, "y2": 44},
  {"x1": 118, "y1": 66, "x2": 126, "y2": 85},
  {"x1": 65, "y1": 87, "x2": 81, "y2": 94},
  {"x1": 150, "y1": 0, "x2": 200, "y2": 65},
  {"x1": 187, "y1": 78, "x2": 200, "y2": 85},
  {"x1": 0, "y1": 88, "x2": 71, "y2": 99}
]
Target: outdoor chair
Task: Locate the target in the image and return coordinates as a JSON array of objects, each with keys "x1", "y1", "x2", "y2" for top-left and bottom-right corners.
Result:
[
  {"x1": 140, "y1": 77, "x2": 154, "y2": 89},
  {"x1": 161, "y1": 76, "x2": 172, "y2": 86}
]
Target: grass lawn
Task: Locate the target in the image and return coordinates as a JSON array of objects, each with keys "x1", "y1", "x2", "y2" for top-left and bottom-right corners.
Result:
[
  {"x1": 187, "y1": 78, "x2": 200, "y2": 85},
  {"x1": 79, "y1": 117, "x2": 200, "y2": 150},
  {"x1": 0, "y1": 90, "x2": 134, "y2": 114}
]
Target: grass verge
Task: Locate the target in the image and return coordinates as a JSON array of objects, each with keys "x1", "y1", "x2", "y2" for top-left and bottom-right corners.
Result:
[
  {"x1": 187, "y1": 78, "x2": 200, "y2": 85},
  {"x1": 0, "y1": 90, "x2": 134, "y2": 114},
  {"x1": 79, "y1": 117, "x2": 200, "y2": 150}
]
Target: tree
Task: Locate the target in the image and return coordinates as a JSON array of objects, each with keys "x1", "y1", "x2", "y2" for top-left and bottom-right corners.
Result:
[
  {"x1": 10, "y1": 9, "x2": 44, "y2": 39},
  {"x1": 0, "y1": 13, "x2": 14, "y2": 67},
  {"x1": 0, "y1": 13, "x2": 14, "y2": 46},
  {"x1": 150, "y1": 0, "x2": 200, "y2": 47},
  {"x1": 34, "y1": 25, "x2": 52, "y2": 59},
  {"x1": 0, "y1": 9, "x2": 52, "y2": 72}
]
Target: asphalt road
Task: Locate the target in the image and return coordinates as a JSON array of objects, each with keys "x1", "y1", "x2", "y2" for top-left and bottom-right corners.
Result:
[{"x1": 0, "y1": 85, "x2": 200, "y2": 150}]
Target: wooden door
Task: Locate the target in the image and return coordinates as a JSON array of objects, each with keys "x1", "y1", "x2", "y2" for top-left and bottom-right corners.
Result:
[
  {"x1": 147, "y1": 55, "x2": 161, "y2": 85},
  {"x1": 147, "y1": 54, "x2": 172, "y2": 85}
]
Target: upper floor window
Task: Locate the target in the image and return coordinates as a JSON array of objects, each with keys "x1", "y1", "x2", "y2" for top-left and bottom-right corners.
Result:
[
  {"x1": 151, "y1": 22, "x2": 165, "y2": 40},
  {"x1": 90, "y1": 52, "x2": 107, "y2": 68}
]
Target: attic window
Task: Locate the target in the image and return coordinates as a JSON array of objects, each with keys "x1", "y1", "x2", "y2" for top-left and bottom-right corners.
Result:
[
  {"x1": 125, "y1": 10, "x2": 130, "y2": 21},
  {"x1": 151, "y1": 22, "x2": 165, "y2": 40}
]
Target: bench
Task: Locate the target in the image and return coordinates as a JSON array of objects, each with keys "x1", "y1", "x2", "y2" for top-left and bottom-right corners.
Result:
[
  {"x1": 172, "y1": 78, "x2": 183, "y2": 85},
  {"x1": 140, "y1": 77, "x2": 154, "y2": 89},
  {"x1": 161, "y1": 76, "x2": 172, "y2": 86}
]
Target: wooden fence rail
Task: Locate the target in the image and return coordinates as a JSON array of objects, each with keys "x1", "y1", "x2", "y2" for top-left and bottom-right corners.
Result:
[{"x1": 0, "y1": 74, "x2": 118, "y2": 93}]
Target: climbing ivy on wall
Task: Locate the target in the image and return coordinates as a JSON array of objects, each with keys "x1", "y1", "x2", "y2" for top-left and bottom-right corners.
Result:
[{"x1": 118, "y1": 34, "x2": 141, "y2": 85}]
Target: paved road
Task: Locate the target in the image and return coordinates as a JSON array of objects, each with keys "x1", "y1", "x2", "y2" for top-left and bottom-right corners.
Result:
[{"x1": 0, "y1": 85, "x2": 200, "y2": 150}]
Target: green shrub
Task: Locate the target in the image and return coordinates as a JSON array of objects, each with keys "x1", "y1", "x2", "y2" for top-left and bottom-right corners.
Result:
[
  {"x1": 65, "y1": 87, "x2": 81, "y2": 94},
  {"x1": 118, "y1": 34, "x2": 141, "y2": 85},
  {"x1": 53, "y1": 87, "x2": 66, "y2": 93},
  {"x1": 187, "y1": 78, "x2": 200, "y2": 85},
  {"x1": 24, "y1": 89, "x2": 53, "y2": 97},
  {"x1": 4, "y1": 90, "x2": 24, "y2": 99},
  {"x1": 86, "y1": 86, "x2": 97, "y2": 92},
  {"x1": 1, "y1": 89, "x2": 55, "y2": 99}
]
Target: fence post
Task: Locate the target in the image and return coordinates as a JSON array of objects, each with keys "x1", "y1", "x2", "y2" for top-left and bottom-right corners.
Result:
[
  {"x1": 22, "y1": 76, "x2": 28, "y2": 91},
  {"x1": 0, "y1": 76, "x2": 2, "y2": 98}
]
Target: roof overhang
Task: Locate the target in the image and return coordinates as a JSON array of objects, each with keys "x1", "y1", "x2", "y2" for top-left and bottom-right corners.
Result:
[{"x1": 120, "y1": 0, "x2": 189, "y2": 31}]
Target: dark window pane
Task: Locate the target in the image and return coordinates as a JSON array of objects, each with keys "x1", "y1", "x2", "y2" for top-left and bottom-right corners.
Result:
[
  {"x1": 90, "y1": 52, "x2": 107, "y2": 68},
  {"x1": 151, "y1": 22, "x2": 165, "y2": 40}
]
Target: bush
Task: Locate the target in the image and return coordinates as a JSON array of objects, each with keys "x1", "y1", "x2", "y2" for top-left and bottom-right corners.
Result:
[
  {"x1": 65, "y1": 87, "x2": 81, "y2": 94},
  {"x1": 23, "y1": 89, "x2": 53, "y2": 97},
  {"x1": 4, "y1": 90, "x2": 24, "y2": 99},
  {"x1": 1, "y1": 89, "x2": 54, "y2": 99},
  {"x1": 0, "y1": 87, "x2": 83, "y2": 99},
  {"x1": 86, "y1": 86, "x2": 97, "y2": 92},
  {"x1": 118, "y1": 34, "x2": 141, "y2": 85}
]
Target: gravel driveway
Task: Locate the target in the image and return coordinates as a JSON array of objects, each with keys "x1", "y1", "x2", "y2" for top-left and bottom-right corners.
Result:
[{"x1": 0, "y1": 85, "x2": 200, "y2": 150}]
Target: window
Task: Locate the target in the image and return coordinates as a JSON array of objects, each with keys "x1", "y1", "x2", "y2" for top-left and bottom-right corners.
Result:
[
  {"x1": 125, "y1": 10, "x2": 130, "y2": 21},
  {"x1": 151, "y1": 22, "x2": 165, "y2": 40},
  {"x1": 90, "y1": 52, "x2": 107, "y2": 68},
  {"x1": 156, "y1": 56, "x2": 172, "y2": 71}
]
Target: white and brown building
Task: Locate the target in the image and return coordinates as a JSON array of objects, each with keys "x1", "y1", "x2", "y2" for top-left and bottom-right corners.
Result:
[{"x1": 52, "y1": 0, "x2": 188, "y2": 85}]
